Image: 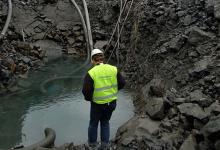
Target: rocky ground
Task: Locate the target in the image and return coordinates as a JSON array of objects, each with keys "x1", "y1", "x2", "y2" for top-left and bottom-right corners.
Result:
[{"x1": 1, "y1": 0, "x2": 220, "y2": 150}]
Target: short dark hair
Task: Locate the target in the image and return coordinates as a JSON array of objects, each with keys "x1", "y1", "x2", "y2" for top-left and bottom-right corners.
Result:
[{"x1": 92, "y1": 53, "x2": 104, "y2": 62}]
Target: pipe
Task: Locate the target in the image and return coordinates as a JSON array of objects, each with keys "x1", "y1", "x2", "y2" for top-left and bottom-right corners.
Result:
[
  {"x1": 4, "y1": 128, "x2": 56, "y2": 150},
  {"x1": 40, "y1": 0, "x2": 93, "y2": 94},
  {"x1": 0, "y1": 0, "x2": 12, "y2": 39},
  {"x1": 70, "y1": 0, "x2": 90, "y2": 64},
  {"x1": 82, "y1": 0, "x2": 93, "y2": 52}
]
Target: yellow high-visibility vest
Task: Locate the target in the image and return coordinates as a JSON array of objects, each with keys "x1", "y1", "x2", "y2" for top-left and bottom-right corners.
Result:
[{"x1": 88, "y1": 64, "x2": 118, "y2": 104}]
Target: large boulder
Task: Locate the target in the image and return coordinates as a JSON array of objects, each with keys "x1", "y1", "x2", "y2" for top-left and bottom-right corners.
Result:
[
  {"x1": 201, "y1": 115, "x2": 220, "y2": 141},
  {"x1": 177, "y1": 103, "x2": 209, "y2": 121},
  {"x1": 146, "y1": 97, "x2": 165, "y2": 120}
]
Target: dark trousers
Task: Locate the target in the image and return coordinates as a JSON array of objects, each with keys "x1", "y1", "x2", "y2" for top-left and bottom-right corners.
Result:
[{"x1": 88, "y1": 100, "x2": 116, "y2": 145}]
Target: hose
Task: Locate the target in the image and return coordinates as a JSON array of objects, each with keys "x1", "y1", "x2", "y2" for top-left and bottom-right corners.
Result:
[
  {"x1": 82, "y1": 0, "x2": 93, "y2": 51},
  {"x1": 70, "y1": 0, "x2": 90, "y2": 64},
  {"x1": 39, "y1": 0, "x2": 93, "y2": 93},
  {"x1": 0, "y1": 0, "x2": 12, "y2": 39}
]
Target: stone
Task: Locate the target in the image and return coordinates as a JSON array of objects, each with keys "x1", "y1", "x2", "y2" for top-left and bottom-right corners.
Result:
[
  {"x1": 167, "y1": 35, "x2": 185, "y2": 52},
  {"x1": 21, "y1": 56, "x2": 31, "y2": 64},
  {"x1": 189, "y1": 90, "x2": 213, "y2": 107},
  {"x1": 187, "y1": 27, "x2": 215, "y2": 45},
  {"x1": 179, "y1": 134, "x2": 197, "y2": 150},
  {"x1": 121, "y1": 137, "x2": 135, "y2": 146},
  {"x1": 67, "y1": 37, "x2": 75, "y2": 45},
  {"x1": 202, "y1": 115, "x2": 220, "y2": 140},
  {"x1": 171, "y1": 97, "x2": 186, "y2": 104},
  {"x1": 189, "y1": 56, "x2": 211, "y2": 77},
  {"x1": 116, "y1": 116, "x2": 160, "y2": 140},
  {"x1": 67, "y1": 48, "x2": 77, "y2": 55},
  {"x1": 72, "y1": 26, "x2": 81, "y2": 31},
  {"x1": 16, "y1": 42, "x2": 33, "y2": 52},
  {"x1": 146, "y1": 97, "x2": 165, "y2": 120},
  {"x1": 177, "y1": 103, "x2": 209, "y2": 121},
  {"x1": 76, "y1": 36, "x2": 84, "y2": 42},
  {"x1": 183, "y1": 15, "x2": 192, "y2": 26},
  {"x1": 205, "y1": 100, "x2": 220, "y2": 115},
  {"x1": 94, "y1": 41, "x2": 108, "y2": 50}
]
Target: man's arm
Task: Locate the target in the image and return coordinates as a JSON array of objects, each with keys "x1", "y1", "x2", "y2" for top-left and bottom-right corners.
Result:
[
  {"x1": 82, "y1": 73, "x2": 94, "y2": 101},
  {"x1": 117, "y1": 71, "x2": 126, "y2": 90}
]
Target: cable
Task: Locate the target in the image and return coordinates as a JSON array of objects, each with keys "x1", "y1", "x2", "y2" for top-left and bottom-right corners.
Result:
[
  {"x1": 106, "y1": 0, "x2": 134, "y2": 63},
  {"x1": 104, "y1": 0, "x2": 128, "y2": 53}
]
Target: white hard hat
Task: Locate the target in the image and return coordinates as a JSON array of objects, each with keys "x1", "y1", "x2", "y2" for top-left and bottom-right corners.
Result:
[{"x1": 91, "y1": 49, "x2": 103, "y2": 58}]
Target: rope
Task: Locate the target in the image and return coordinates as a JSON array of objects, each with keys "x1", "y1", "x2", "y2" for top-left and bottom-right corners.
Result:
[
  {"x1": 106, "y1": 0, "x2": 134, "y2": 63},
  {"x1": 104, "y1": 0, "x2": 128, "y2": 53}
]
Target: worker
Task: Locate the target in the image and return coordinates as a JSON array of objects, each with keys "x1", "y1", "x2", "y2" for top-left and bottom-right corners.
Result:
[{"x1": 82, "y1": 49, "x2": 125, "y2": 150}]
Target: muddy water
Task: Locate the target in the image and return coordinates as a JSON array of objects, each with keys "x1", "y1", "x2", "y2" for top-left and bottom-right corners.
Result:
[{"x1": 0, "y1": 57, "x2": 133, "y2": 148}]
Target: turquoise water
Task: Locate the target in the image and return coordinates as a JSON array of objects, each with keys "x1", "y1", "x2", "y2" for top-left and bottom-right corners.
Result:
[{"x1": 0, "y1": 57, "x2": 133, "y2": 148}]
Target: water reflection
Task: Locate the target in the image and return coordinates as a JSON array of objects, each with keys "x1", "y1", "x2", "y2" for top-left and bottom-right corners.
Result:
[{"x1": 0, "y1": 57, "x2": 133, "y2": 149}]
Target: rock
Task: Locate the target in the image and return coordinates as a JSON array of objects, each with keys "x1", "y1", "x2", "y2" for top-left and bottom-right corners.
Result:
[
  {"x1": 116, "y1": 116, "x2": 160, "y2": 140},
  {"x1": 177, "y1": 103, "x2": 209, "y2": 121},
  {"x1": 171, "y1": 97, "x2": 186, "y2": 104},
  {"x1": 179, "y1": 134, "x2": 197, "y2": 150},
  {"x1": 94, "y1": 40, "x2": 108, "y2": 50},
  {"x1": 215, "y1": 140, "x2": 220, "y2": 150},
  {"x1": 72, "y1": 26, "x2": 81, "y2": 31},
  {"x1": 67, "y1": 47, "x2": 77, "y2": 55},
  {"x1": 149, "y1": 78, "x2": 166, "y2": 97},
  {"x1": 167, "y1": 35, "x2": 186, "y2": 52},
  {"x1": 183, "y1": 15, "x2": 192, "y2": 26},
  {"x1": 205, "y1": 100, "x2": 220, "y2": 115},
  {"x1": 189, "y1": 56, "x2": 212, "y2": 77},
  {"x1": 146, "y1": 97, "x2": 165, "y2": 120},
  {"x1": 187, "y1": 27, "x2": 215, "y2": 45},
  {"x1": 76, "y1": 36, "x2": 84, "y2": 42},
  {"x1": 67, "y1": 37, "x2": 75, "y2": 45},
  {"x1": 16, "y1": 42, "x2": 33, "y2": 52},
  {"x1": 189, "y1": 90, "x2": 213, "y2": 107},
  {"x1": 202, "y1": 115, "x2": 220, "y2": 141},
  {"x1": 21, "y1": 56, "x2": 31, "y2": 64},
  {"x1": 121, "y1": 137, "x2": 135, "y2": 146}
]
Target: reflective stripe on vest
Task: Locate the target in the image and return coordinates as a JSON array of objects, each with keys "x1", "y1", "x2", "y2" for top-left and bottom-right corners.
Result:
[{"x1": 88, "y1": 64, "x2": 118, "y2": 104}]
